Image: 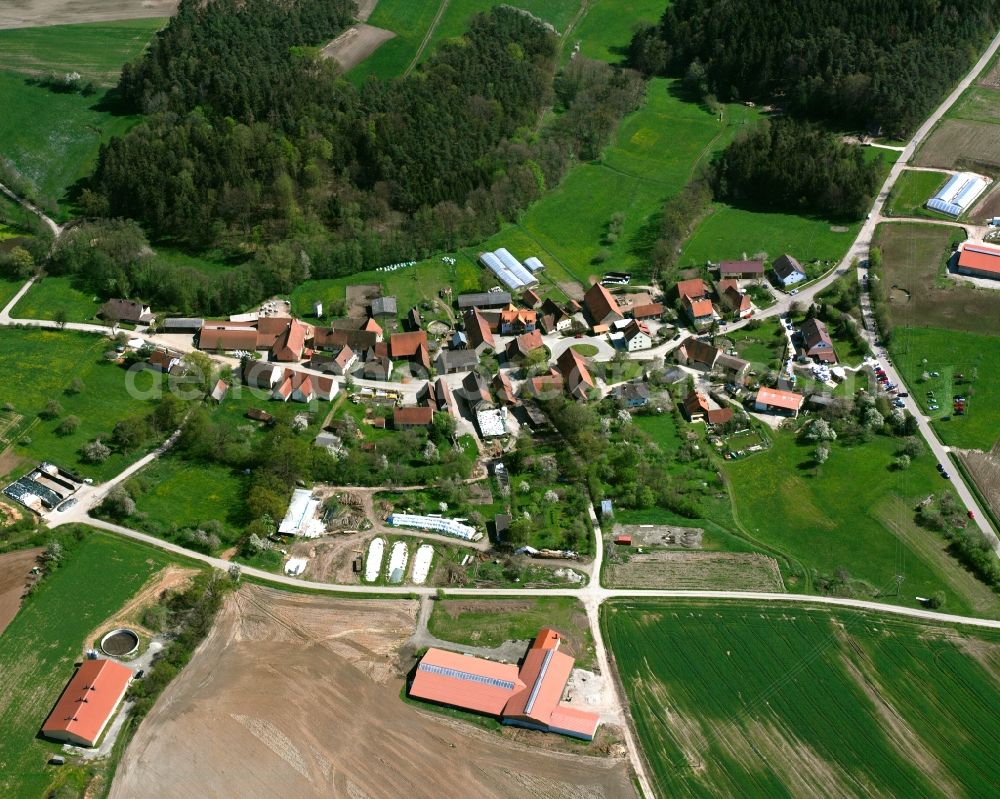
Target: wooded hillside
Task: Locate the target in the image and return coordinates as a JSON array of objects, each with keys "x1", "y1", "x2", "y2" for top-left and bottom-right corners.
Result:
[{"x1": 629, "y1": 0, "x2": 1000, "y2": 135}]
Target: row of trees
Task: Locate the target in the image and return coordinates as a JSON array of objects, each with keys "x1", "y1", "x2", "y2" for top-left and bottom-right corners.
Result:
[{"x1": 629, "y1": 0, "x2": 1000, "y2": 135}]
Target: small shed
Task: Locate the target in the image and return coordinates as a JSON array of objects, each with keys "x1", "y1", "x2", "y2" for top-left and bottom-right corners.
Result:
[{"x1": 614, "y1": 534, "x2": 632, "y2": 546}]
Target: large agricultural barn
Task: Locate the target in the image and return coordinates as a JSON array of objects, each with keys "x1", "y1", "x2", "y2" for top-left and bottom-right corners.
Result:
[
  {"x1": 955, "y1": 240, "x2": 1000, "y2": 280},
  {"x1": 42, "y1": 659, "x2": 133, "y2": 747},
  {"x1": 925, "y1": 171, "x2": 989, "y2": 217},
  {"x1": 409, "y1": 628, "x2": 600, "y2": 739}
]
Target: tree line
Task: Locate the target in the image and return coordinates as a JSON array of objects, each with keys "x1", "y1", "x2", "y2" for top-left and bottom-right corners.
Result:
[
  {"x1": 75, "y1": 2, "x2": 643, "y2": 314},
  {"x1": 628, "y1": 0, "x2": 1000, "y2": 136}
]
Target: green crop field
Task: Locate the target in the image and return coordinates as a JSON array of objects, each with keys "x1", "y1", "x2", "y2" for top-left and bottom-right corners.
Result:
[
  {"x1": 680, "y1": 204, "x2": 861, "y2": 268},
  {"x1": 603, "y1": 599, "x2": 1000, "y2": 799},
  {"x1": 429, "y1": 596, "x2": 594, "y2": 667},
  {"x1": 0, "y1": 329, "x2": 166, "y2": 480},
  {"x1": 885, "y1": 170, "x2": 950, "y2": 217},
  {"x1": 476, "y1": 79, "x2": 759, "y2": 287},
  {"x1": 723, "y1": 428, "x2": 999, "y2": 617},
  {"x1": 0, "y1": 531, "x2": 174, "y2": 798},
  {"x1": 0, "y1": 21, "x2": 162, "y2": 218},
  {"x1": 890, "y1": 326, "x2": 1000, "y2": 451},
  {"x1": 946, "y1": 85, "x2": 1000, "y2": 124},
  {"x1": 11, "y1": 275, "x2": 101, "y2": 323},
  {"x1": 126, "y1": 455, "x2": 247, "y2": 545},
  {"x1": 0, "y1": 19, "x2": 164, "y2": 85}
]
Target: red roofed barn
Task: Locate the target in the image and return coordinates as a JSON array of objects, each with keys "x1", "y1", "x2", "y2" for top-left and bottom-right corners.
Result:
[
  {"x1": 409, "y1": 628, "x2": 600, "y2": 740},
  {"x1": 42, "y1": 659, "x2": 133, "y2": 747}
]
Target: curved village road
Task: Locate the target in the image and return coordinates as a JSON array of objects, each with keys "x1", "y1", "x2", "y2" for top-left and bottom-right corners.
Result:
[
  {"x1": 10, "y1": 30, "x2": 1000, "y2": 799},
  {"x1": 0, "y1": 181, "x2": 63, "y2": 239},
  {"x1": 51, "y1": 514, "x2": 1000, "y2": 628}
]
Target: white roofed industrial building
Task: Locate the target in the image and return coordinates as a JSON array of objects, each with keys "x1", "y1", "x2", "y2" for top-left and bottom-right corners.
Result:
[
  {"x1": 926, "y1": 171, "x2": 989, "y2": 217},
  {"x1": 278, "y1": 489, "x2": 324, "y2": 537},
  {"x1": 387, "y1": 513, "x2": 482, "y2": 540}
]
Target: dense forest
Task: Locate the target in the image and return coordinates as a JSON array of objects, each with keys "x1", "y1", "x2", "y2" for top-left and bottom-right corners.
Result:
[
  {"x1": 712, "y1": 120, "x2": 882, "y2": 218},
  {"x1": 629, "y1": 0, "x2": 1000, "y2": 135},
  {"x1": 82, "y1": 0, "x2": 643, "y2": 308}
]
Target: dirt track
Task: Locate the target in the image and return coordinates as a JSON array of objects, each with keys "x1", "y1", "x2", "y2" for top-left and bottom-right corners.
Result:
[
  {"x1": 0, "y1": 548, "x2": 42, "y2": 635},
  {"x1": 111, "y1": 585, "x2": 635, "y2": 799},
  {"x1": 321, "y1": 23, "x2": 395, "y2": 71},
  {"x1": 0, "y1": 0, "x2": 178, "y2": 29}
]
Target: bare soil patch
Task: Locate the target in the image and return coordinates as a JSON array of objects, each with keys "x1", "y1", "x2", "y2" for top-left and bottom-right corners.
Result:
[
  {"x1": 613, "y1": 524, "x2": 703, "y2": 548},
  {"x1": 977, "y1": 59, "x2": 1000, "y2": 90},
  {"x1": 605, "y1": 551, "x2": 784, "y2": 591},
  {"x1": 0, "y1": 547, "x2": 42, "y2": 636},
  {"x1": 875, "y1": 223, "x2": 1000, "y2": 336},
  {"x1": 321, "y1": 23, "x2": 395, "y2": 71},
  {"x1": 0, "y1": 0, "x2": 177, "y2": 30},
  {"x1": 972, "y1": 182, "x2": 1000, "y2": 221},
  {"x1": 956, "y1": 443, "x2": 1000, "y2": 523},
  {"x1": 0, "y1": 498, "x2": 23, "y2": 526},
  {"x1": 110, "y1": 585, "x2": 635, "y2": 799},
  {"x1": 345, "y1": 283, "x2": 381, "y2": 318},
  {"x1": 914, "y1": 119, "x2": 1000, "y2": 171}
]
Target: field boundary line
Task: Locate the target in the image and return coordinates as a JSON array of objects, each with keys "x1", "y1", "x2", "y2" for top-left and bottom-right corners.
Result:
[{"x1": 403, "y1": 0, "x2": 449, "y2": 77}]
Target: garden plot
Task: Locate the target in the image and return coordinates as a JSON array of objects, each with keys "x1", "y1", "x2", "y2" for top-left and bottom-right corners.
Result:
[{"x1": 604, "y1": 551, "x2": 784, "y2": 591}]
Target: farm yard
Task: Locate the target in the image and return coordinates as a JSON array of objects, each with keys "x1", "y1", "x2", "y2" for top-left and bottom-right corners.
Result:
[
  {"x1": 109, "y1": 584, "x2": 635, "y2": 799},
  {"x1": 0, "y1": 530, "x2": 173, "y2": 799},
  {"x1": 890, "y1": 326, "x2": 1000, "y2": 451},
  {"x1": 723, "y1": 428, "x2": 999, "y2": 617},
  {"x1": 874, "y1": 223, "x2": 999, "y2": 336},
  {"x1": 603, "y1": 550, "x2": 784, "y2": 592},
  {"x1": 603, "y1": 600, "x2": 1000, "y2": 799}
]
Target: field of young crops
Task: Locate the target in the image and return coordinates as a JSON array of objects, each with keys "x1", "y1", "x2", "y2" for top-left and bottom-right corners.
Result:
[{"x1": 604, "y1": 600, "x2": 1000, "y2": 799}]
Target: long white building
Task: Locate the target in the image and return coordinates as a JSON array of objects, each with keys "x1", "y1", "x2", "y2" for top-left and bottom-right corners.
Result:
[{"x1": 387, "y1": 513, "x2": 482, "y2": 541}]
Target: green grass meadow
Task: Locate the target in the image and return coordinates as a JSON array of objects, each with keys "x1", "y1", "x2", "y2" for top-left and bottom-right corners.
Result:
[
  {"x1": 0, "y1": 531, "x2": 174, "y2": 798},
  {"x1": 890, "y1": 326, "x2": 1000, "y2": 451},
  {"x1": 476, "y1": 79, "x2": 759, "y2": 285},
  {"x1": 571, "y1": 0, "x2": 665, "y2": 64},
  {"x1": 0, "y1": 329, "x2": 165, "y2": 480},
  {"x1": 680, "y1": 204, "x2": 861, "y2": 267},
  {"x1": 723, "y1": 429, "x2": 998, "y2": 617},
  {"x1": 604, "y1": 600, "x2": 1000, "y2": 799},
  {"x1": 127, "y1": 455, "x2": 247, "y2": 543},
  {"x1": 11, "y1": 275, "x2": 101, "y2": 323},
  {"x1": 429, "y1": 595, "x2": 594, "y2": 666},
  {"x1": 0, "y1": 20, "x2": 162, "y2": 218},
  {"x1": 885, "y1": 169, "x2": 950, "y2": 218},
  {"x1": 0, "y1": 277, "x2": 25, "y2": 312}
]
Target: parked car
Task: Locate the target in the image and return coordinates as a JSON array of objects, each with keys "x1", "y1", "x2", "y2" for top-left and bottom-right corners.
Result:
[
  {"x1": 941, "y1": 470, "x2": 951, "y2": 479},
  {"x1": 898, "y1": 392, "x2": 908, "y2": 398},
  {"x1": 968, "y1": 510, "x2": 976, "y2": 520}
]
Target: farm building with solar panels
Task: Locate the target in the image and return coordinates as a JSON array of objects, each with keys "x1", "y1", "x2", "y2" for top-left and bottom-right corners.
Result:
[
  {"x1": 408, "y1": 628, "x2": 600, "y2": 740},
  {"x1": 925, "y1": 171, "x2": 990, "y2": 217}
]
